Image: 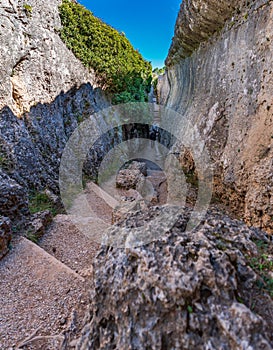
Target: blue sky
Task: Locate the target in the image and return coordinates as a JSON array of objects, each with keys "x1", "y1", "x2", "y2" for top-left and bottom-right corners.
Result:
[{"x1": 77, "y1": 0, "x2": 181, "y2": 68}]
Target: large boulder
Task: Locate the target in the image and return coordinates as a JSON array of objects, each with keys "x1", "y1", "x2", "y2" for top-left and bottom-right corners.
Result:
[
  {"x1": 0, "y1": 216, "x2": 12, "y2": 260},
  {"x1": 116, "y1": 169, "x2": 144, "y2": 190},
  {"x1": 116, "y1": 161, "x2": 147, "y2": 190},
  {"x1": 76, "y1": 207, "x2": 273, "y2": 349}
]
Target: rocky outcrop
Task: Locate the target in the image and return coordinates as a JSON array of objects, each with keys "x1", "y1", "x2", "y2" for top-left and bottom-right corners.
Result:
[
  {"x1": 0, "y1": 0, "x2": 110, "y2": 235},
  {"x1": 0, "y1": 0, "x2": 99, "y2": 115},
  {"x1": 76, "y1": 206, "x2": 273, "y2": 349},
  {"x1": 0, "y1": 169, "x2": 29, "y2": 221},
  {"x1": 116, "y1": 161, "x2": 147, "y2": 190},
  {"x1": 159, "y1": 0, "x2": 273, "y2": 233}
]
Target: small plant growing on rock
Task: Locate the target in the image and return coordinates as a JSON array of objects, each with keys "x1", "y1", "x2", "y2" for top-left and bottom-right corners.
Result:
[
  {"x1": 23, "y1": 4, "x2": 33, "y2": 17},
  {"x1": 28, "y1": 191, "x2": 61, "y2": 216},
  {"x1": 246, "y1": 239, "x2": 273, "y2": 298},
  {"x1": 26, "y1": 230, "x2": 39, "y2": 244}
]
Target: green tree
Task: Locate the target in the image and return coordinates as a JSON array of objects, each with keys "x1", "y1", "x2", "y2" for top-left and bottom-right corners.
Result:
[{"x1": 59, "y1": 0, "x2": 152, "y2": 104}]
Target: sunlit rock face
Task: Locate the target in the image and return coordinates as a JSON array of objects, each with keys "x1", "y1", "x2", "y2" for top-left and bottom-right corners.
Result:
[
  {"x1": 0, "y1": 0, "x2": 98, "y2": 115},
  {"x1": 166, "y1": 0, "x2": 239, "y2": 66},
  {"x1": 0, "y1": 0, "x2": 110, "y2": 227},
  {"x1": 159, "y1": 0, "x2": 273, "y2": 233}
]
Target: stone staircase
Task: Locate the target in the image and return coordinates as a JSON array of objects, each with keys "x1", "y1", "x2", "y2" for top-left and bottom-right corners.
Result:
[
  {"x1": 0, "y1": 236, "x2": 88, "y2": 349},
  {"x1": 0, "y1": 183, "x2": 114, "y2": 350}
]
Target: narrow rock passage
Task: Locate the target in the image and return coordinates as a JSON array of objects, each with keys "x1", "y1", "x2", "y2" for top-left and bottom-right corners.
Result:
[{"x1": 0, "y1": 94, "x2": 174, "y2": 349}]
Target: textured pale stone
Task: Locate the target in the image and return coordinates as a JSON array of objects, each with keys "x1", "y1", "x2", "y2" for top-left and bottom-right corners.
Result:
[
  {"x1": 76, "y1": 207, "x2": 273, "y2": 349},
  {"x1": 160, "y1": 0, "x2": 273, "y2": 233},
  {"x1": 0, "y1": 0, "x2": 110, "y2": 227},
  {"x1": 0, "y1": 0, "x2": 97, "y2": 115}
]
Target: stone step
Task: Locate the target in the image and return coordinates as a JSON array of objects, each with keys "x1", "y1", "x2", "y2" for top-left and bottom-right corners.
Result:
[
  {"x1": 39, "y1": 214, "x2": 109, "y2": 275},
  {"x1": 86, "y1": 182, "x2": 119, "y2": 209},
  {"x1": 0, "y1": 237, "x2": 89, "y2": 349},
  {"x1": 0, "y1": 181, "x2": 115, "y2": 349},
  {"x1": 98, "y1": 175, "x2": 126, "y2": 202},
  {"x1": 39, "y1": 183, "x2": 114, "y2": 275}
]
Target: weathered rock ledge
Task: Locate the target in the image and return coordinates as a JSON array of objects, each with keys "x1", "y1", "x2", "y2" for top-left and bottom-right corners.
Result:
[{"x1": 166, "y1": 0, "x2": 241, "y2": 66}]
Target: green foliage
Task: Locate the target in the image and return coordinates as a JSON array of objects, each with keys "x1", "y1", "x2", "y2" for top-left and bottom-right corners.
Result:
[
  {"x1": 246, "y1": 239, "x2": 273, "y2": 298},
  {"x1": 59, "y1": 0, "x2": 152, "y2": 104},
  {"x1": 23, "y1": 3, "x2": 32, "y2": 17},
  {"x1": 153, "y1": 67, "x2": 165, "y2": 75},
  {"x1": 26, "y1": 231, "x2": 39, "y2": 244},
  {"x1": 153, "y1": 77, "x2": 158, "y2": 90},
  {"x1": 152, "y1": 67, "x2": 165, "y2": 90},
  {"x1": 187, "y1": 305, "x2": 193, "y2": 314},
  {"x1": 29, "y1": 192, "x2": 58, "y2": 216}
]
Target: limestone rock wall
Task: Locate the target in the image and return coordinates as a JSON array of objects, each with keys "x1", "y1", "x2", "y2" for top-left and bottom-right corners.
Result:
[
  {"x1": 0, "y1": 0, "x2": 110, "y2": 235},
  {"x1": 159, "y1": 0, "x2": 273, "y2": 233},
  {"x1": 0, "y1": 0, "x2": 99, "y2": 115},
  {"x1": 166, "y1": 0, "x2": 240, "y2": 66},
  {"x1": 0, "y1": 216, "x2": 12, "y2": 260}
]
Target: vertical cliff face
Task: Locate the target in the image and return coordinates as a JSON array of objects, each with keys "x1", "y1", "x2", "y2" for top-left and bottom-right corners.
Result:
[
  {"x1": 0, "y1": 0, "x2": 100, "y2": 115},
  {"x1": 0, "y1": 0, "x2": 110, "y2": 229},
  {"x1": 159, "y1": 0, "x2": 273, "y2": 233},
  {"x1": 166, "y1": 0, "x2": 239, "y2": 65}
]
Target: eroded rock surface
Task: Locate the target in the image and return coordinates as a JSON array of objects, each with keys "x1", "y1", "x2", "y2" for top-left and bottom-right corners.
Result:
[
  {"x1": 0, "y1": 168, "x2": 29, "y2": 221},
  {"x1": 0, "y1": 0, "x2": 98, "y2": 115},
  {"x1": 159, "y1": 0, "x2": 273, "y2": 233},
  {"x1": 76, "y1": 207, "x2": 273, "y2": 350},
  {"x1": 0, "y1": 0, "x2": 109, "y2": 239},
  {"x1": 116, "y1": 161, "x2": 147, "y2": 190},
  {"x1": 166, "y1": 0, "x2": 240, "y2": 65},
  {"x1": 116, "y1": 169, "x2": 145, "y2": 190}
]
